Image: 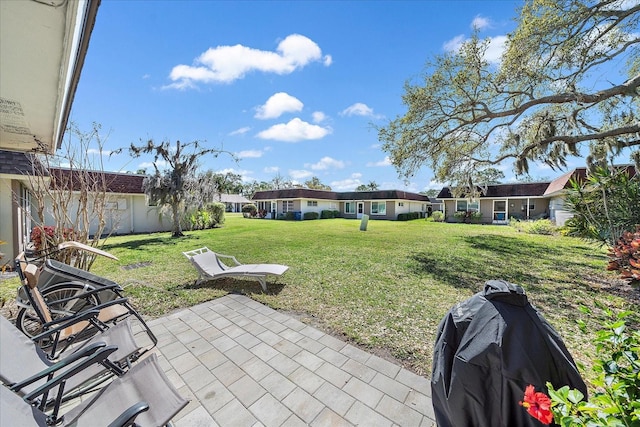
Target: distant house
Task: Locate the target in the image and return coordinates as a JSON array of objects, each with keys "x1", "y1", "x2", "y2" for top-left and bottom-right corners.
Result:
[
  {"x1": 212, "y1": 193, "x2": 251, "y2": 213},
  {"x1": 252, "y1": 188, "x2": 430, "y2": 220},
  {"x1": 43, "y1": 168, "x2": 172, "y2": 236},
  {"x1": 436, "y1": 166, "x2": 637, "y2": 225}
]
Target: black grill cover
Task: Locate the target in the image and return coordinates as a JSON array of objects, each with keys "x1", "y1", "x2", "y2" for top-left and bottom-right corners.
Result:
[{"x1": 431, "y1": 280, "x2": 587, "y2": 427}]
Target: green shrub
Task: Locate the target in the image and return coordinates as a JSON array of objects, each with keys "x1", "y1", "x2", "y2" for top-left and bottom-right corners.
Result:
[
  {"x1": 397, "y1": 212, "x2": 421, "y2": 221},
  {"x1": 320, "y1": 210, "x2": 335, "y2": 219},
  {"x1": 242, "y1": 203, "x2": 257, "y2": 215},
  {"x1": 431, "y1": 211, "x2": 444, "y2": 222},
  {"x1": 332, "y1": 210, "x2": 341, "y2": 218},
  {"x1": 527, "y1": 219, "x2": 556, "y2": 235},
  {"x1": 522, "y1": 310, "x2": 639, "y2": 426},
  {"x1": 453, "y1": 211, "x2": 466, "y2": 222},
  {"x1": 304, "y1": 212, "x2": 319, "y2": 220},
  {"x1": 284, "y1": 212, "x2": 296, "y2": 221},
  {"x1": 206, "y1": 202, "x2": 225, "y2": 226}
]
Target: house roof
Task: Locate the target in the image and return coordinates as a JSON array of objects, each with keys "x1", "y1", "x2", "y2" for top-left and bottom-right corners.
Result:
[
  {"x1": 49, "y1": 168, "x2": 145, "y2": 194},
  {"x1": 437, "y1": 181, "x2": 551, "y2": 199},
  {"x1": 543, "y1": 168, "x2": 587, "y2": 196},
  {"x1": 215, "y1": 193, "x2": 251, "y2": 204},
  {"x1": 252, "y1": 188, "x2": 430, "y2": 202},
  {"x1": 0, "y1": 150, "x2": 38, "y2": 177},
  {"x1": 0, "y1": 0, "x2": 101, "y2": 153}
]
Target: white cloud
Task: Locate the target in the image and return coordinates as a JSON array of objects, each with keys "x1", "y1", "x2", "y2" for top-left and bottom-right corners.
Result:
[
  {"x1": 306, "y1": 156, "x2": 345, "y2": 170},
  {"x1": 264, "y1": 166, "x2": 279, "y2": 173},
  {"x1": 229, "y1": 126, "x2": 251, "y2": 136},
  {"x1": 330, "y1": 173, "x2": 363, "y2": 191},
  {"x1": 366, "y1": 156, "x2": 391, "y2": 167},
  {"x1": 255, "y1": 92, "x2": 303, "y2": 119},
  {"x1": 289, "y1": 169, "x2": 313, "y2": 180},
  {"x1": 443, "y1": 34, "x2": 507, "y2": 64},
  {"x1": 216, "y1": 167, "x2": 253, "y2": 181},
  {"x1": 139, "y1": 160, "x2": 169, "y2": 170},
  {"x1": 87, "y1": 148, "x2": 112, "y2": 156},
  {"x1": 312, "y1": 111, "x2": 327, "y2": 123},
  {"x1": 471, "y1": 15, "x2": 491, "y2": 30},
  {"x1": 165, "y1": 34, "x2": 331, "y2": 89},
  {"x1": 256, "y1": 118, "x2": 332, "y2": 142},
  {"x1": 236, "y1": 150, "x2": 263, "y2": 159},
  {"x1": 443, "y1": 34, "x2": 466, "y2": 52},
  {"x1": 340, "y1": 102, "x2": 379, "y2": 118},
  {"x1": 484, "y1": 35, "x2": 507, "y2": 64}
]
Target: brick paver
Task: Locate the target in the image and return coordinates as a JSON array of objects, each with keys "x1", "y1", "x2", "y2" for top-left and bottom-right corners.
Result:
[{"x1": 148, "y1": 294, "x2": 436, "y2": 427}]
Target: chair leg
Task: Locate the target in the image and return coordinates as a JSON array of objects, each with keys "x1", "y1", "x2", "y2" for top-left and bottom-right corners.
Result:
[{"x1": 258, "y1": 277, "x2": 267, "y2": 292}]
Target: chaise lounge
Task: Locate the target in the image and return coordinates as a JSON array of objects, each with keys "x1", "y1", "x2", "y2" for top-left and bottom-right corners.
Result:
[{"x1": 183, "y1": 247, "x2": 289, "y2": 292}]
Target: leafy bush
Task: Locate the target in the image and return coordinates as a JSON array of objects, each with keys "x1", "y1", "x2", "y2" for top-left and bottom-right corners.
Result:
[
  {"x1": 397, "y1": 212, "x2": 421, "y2": 221},
  {"x1": 332, "y1": 210, "x2": 341, "y2": 218},
  {"x1": 284, "y1": 212, "x2": 296, "y2": 221},
  {"x1": 206, "y1": 202, "x2": 225, "y2": 226},
  {"x1": 521, "y1": 310, "x2": 639, "y2": 426},
  {"x1": 511, "y1": 219, "x2": 557, "y2": 235},
  {"x1": 607, "y1": 226, "x2": 640, "y2": 283},
  {"x1": 242, "y1": 203, "x2": 257, "y2": 215},
  {"x1": 469, "y1": 211, "x2": 483, "y2": 223},
  {"x1": 320, "y1": 210, "x2": 335, "y2": 219},
  {"x1": 304, "y1": 212, "x2": 319, "y2": 220},
  {"x1": 431, "y1": 211, "x2": 445, "y2": 222},
  {"x1": 453, "y1": 211, "x2": 467, "y2": 222}
]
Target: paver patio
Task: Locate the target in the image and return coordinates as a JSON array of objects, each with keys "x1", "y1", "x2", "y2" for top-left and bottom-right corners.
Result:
[{"x1": 148, "y1": 293, "x2": 436, "y2": 426}]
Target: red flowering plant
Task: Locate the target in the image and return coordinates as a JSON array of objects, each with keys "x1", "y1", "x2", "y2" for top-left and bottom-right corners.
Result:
[
  {"x1": 607, "y1": 226, "x2": 640, "y2": 284},
  {"x1": 520, "y1": 385, "x2": 553, "y2": 424},
  {"x1": 521, "y1": 310, "x2": 639, "y2": 426},
  {"x1": 30, "y1": 226, "x2": 76, "y2": 254}
]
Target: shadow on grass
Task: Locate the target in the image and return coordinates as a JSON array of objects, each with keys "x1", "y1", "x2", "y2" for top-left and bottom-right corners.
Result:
[
  {"x1": 183, "y1": 277, "x2": 285, "y2": 295},
  {"x1": 104, "y1": 234, "x2": 198, "y2": 251},
  {"x1": 410, "y1": 234, "x2": 572, "y2": 290}
]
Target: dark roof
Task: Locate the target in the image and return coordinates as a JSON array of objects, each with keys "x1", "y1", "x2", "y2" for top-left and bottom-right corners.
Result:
[
  {"x1": 49, "y1": 168, "x2": 146, "y2": 194},
  {"x1": 252, "y1": 188, "x2": 430, "y2": 202},
  {"x1": 437, "y1": 182, "x2": 551, "y2": 199},
  {"x1": 0, "y1": 150, "x2": 40, "y2": 176}
]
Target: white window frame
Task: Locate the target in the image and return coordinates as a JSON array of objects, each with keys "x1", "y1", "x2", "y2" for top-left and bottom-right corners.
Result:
[
  {"x1": 371, "y1": 201, "x2": 386, "y2": 215},
  {"x1": 398, "y1": 202, "x2": 404, "y2": 207},
  {"x1": 456, "y1": 199, "x2": 479, "y2": 212},
  {"x1": 282, "y1": 200, "x2": 294, "y2": 212},
  {"x1": 345, "y1": 202, "x2": 356, "y2": 214},
  {"x1": 307, "y1": 200, "x2": 318, "y2": 207}
]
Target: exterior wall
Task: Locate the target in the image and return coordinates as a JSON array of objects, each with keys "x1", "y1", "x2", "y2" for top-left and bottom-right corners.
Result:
[
  {"x1": 0, "y1": 178, "x2": 15, "y2": 261},
  {"x1": 443, "y1": 197, "x2": 550, "y2": 223},
  {"x1": 40, "y1": 192, "x2": 171, "y2": 237},
  {"x1": 548, "y1": 196, "x2": 573, "y2": 226}
]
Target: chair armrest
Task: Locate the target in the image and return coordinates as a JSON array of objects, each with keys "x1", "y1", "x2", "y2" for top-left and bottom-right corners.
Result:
[
  {"x1": 10, "y1": 342, "x2": 110, "y2": 392},
  {"x1": 33, "y1": 309, "x2": 103, "y2": 339},
  {"x1": 107, "y1": 402, "x2": 150, "y2": 427},
  {"x1": 216, "y1": 254, "x2": 242, "y2": 266},
  {"x1": 20, "y1": 345, "x2": 119, "y2": 400}
]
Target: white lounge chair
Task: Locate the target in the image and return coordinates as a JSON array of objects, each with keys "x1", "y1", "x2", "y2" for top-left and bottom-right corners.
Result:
[{"x1": 182, "y1": 247, "x2": 288, "y2": 291}]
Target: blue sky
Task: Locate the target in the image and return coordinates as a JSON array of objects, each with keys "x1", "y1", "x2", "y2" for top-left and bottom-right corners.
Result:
[{"x1": 69, "y1": 0, "x2": 570, "y2": 192}]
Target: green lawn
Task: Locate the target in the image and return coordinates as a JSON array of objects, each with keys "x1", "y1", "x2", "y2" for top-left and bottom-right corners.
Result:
[{"x1": 2, "y1": 214, "x2": 636, "y2": 380}]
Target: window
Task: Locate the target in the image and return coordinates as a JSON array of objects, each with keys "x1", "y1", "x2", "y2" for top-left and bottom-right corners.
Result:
[
  {"x1": 371, "y1": 201, "x2": 386, "y2": 215},
  {"x1": 329, "y1": 202, "x2": 337, "y2": 210},
  {"x1": 398, "y1": 202, "x2": 404, "y2": 207},
  {"x1": 521, "y1": 202, "x2": 535, "y2": 211},
  {"x1": 283, "y1": 201, "x2": 294, "y2": 212},
  {"x1": 307, "y1": 200, "x2": 318, "y2": 207},
  {"x1": 456, "y1": 199, "x2": 479, "y2": 212},
  {"x1": 345, "y1": 202, "x2": 356, "y2": 214}
]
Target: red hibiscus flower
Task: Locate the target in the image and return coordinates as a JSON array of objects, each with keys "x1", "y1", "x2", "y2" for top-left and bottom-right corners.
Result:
[{"x1": 519, "y1": 385, "x2": 553, "y2": 425}]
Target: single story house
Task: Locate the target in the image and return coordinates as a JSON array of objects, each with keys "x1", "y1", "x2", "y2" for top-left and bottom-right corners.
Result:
[
  {"x1": 252, "y1": 188, "x2": 430, "y2": 220},
  {"x1": 436, "y1": 166, "x2": 636, "y2": 226},
  {"x1": 1, "y1": 0, "x2": 101, "y2": 260},
  {"x1": 213, "y1": 193, "x2": 252, "y2": 213}
]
